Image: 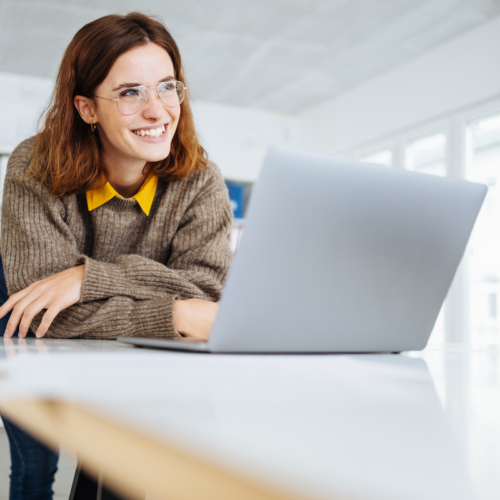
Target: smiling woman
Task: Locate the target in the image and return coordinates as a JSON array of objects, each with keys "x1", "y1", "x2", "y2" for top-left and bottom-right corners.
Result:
[
  {"x1": 0, "y1": 12, "x2": 233, "y2": 500},
  {"x1": 72, "y1": 42, "x2": 185, "y2": 199},
  {"x1": 29, "y1": 13, "x2": 205, "y2": 198}
]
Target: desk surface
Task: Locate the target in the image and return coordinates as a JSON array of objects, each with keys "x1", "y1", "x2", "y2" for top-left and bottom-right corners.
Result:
[{"x1": 0, "y1": 339, "x2": 499, "y2": 500}]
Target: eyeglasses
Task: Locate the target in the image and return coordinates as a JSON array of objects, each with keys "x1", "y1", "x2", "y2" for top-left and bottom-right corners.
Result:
[{"x1": 94, "y1": 80, "x2": 186, "y2": 115}]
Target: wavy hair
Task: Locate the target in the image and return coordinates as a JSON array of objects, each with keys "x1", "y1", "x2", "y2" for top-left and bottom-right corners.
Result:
[{"x1": 29, "y1": 12, "x2": 207, "y2": 197}]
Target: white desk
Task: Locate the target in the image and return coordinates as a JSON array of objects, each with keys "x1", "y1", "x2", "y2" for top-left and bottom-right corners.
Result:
[{"x1": 0, "y1": 338, "x2": 499, "y2": 500}]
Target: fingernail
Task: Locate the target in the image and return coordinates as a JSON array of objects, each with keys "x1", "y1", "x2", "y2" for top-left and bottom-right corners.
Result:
[
  {"x1": 4, "y1": 329, "x2": 10, "y2": 338},
  {"x1": 36, "y1": 331, "x2": 42, "y2": 338}
]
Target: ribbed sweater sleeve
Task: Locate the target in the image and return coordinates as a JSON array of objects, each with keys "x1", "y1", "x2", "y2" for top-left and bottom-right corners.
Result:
[{"x1": 0, "y1": 138, "x2": 233, "y2": 339}]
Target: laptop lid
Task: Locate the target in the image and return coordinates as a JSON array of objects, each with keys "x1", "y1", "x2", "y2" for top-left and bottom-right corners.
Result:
[{"x1": 208, "y1": 146, "x2": 486, "y2": 353}]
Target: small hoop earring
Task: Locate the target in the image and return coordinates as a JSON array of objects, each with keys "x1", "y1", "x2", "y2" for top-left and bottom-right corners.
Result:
[{"x1": 90, "y1": 123, "x2": 97, "y2": 133}]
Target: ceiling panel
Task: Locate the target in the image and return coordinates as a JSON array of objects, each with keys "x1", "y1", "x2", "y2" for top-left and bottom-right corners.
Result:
[{"x1": 0, "y1": 0, "x2": 499, "y2": 113}]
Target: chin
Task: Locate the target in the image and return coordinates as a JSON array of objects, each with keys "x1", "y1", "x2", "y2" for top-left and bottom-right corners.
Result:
[
  {"x1": 138, "y1": 147, "x2": 171, "y2": 163},
  {"x1": 145, "y1": 152, "x2": 171, "y2": 163}
]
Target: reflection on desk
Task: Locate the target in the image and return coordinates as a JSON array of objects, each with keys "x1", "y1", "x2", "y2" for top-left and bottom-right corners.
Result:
[
  {"x1": 0, "y1": 337, "x2": 133, "y2": 358},
  {"x1": 0, "y1": 338, "x2": 487, "y2": 500}
]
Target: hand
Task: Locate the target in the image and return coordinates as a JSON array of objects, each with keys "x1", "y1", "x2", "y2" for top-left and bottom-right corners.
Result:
[
  {"x1": 0, "y1": 265, "x2": 85, "y2": 338},
  {"x1": 173, "y1": 298, "x2": 219, "y2": 340}
]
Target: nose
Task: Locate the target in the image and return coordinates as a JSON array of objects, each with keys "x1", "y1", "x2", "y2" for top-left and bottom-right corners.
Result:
[{"x1": 141, "y1": 86, "x2": 165, "y2": 119}]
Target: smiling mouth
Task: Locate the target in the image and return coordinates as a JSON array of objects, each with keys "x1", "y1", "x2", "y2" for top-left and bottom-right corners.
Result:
[{"x1": 132, "y1": 124, "x2": 166, "y2": 138}]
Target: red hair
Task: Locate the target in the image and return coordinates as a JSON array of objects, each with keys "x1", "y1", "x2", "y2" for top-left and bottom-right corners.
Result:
[{"x1": 29, "y1": 12, "x2": 207, "y2": 197}]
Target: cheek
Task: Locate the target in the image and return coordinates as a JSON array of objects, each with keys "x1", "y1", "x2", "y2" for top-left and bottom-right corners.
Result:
[
  {"x1": 98, "y1": 112, "x2": 132, "y2": 140},
  {"x1": 170, "y1": 108, "x2": 181, "y2": 134}
]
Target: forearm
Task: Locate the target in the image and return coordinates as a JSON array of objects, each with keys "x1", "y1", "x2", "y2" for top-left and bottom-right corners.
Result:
[
  {"x1": 31, "y1": 294, "x2": 179, "y2": 339},
  {"x1": 76, "y1": 254, "x2": 225, "y2": 304}
]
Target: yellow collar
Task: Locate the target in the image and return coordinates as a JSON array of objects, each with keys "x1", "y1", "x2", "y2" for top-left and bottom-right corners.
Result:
[{"x1": 86, "y1": 172, "x2": 158, "y2": 216}]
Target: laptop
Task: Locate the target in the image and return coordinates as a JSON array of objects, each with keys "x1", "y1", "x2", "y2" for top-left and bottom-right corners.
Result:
[{"x1": 118, "y1": 146, "x2": 487, "y2": 353}]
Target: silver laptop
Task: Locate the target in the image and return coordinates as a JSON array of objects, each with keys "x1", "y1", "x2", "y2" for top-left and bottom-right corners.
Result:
[{"x1": 118, "y1": 147, "x2": 486, "y2": 353}]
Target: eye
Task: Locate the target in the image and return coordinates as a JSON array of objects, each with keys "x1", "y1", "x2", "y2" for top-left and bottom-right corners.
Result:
[
  {"x1": 120, "y1": 88, "x2": 140, "y2": 97},
  {"x1": 159, "y1": 82, "x2": 176, "y2": 92}
]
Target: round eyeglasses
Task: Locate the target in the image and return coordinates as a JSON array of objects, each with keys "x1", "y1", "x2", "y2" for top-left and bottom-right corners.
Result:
[{"x1": 94, "y1": 80, "x2": 186, "y2": 115}]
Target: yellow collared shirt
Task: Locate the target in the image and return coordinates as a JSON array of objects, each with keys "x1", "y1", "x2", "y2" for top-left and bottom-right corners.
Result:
[{"x1": 86, "y1": 172, "x2": 158, "y2": 216}]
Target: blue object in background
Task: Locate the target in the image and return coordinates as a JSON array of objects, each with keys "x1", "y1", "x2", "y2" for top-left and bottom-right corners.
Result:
[{"x1": 226, "y1": 182, "x2": 245, "y2": 219}]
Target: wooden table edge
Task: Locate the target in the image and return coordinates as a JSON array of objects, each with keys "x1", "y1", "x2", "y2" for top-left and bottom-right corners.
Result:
[{"x1": 0, "y1": 398, "x2": 320, "y2": 500}]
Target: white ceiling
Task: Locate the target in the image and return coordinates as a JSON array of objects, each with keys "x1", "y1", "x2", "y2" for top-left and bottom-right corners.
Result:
[{"x1": 0, "y1": 0, "x2": 499, "y2": 114}]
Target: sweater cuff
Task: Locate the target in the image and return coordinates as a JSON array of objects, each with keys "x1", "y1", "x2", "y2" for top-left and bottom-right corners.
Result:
[
  {"x1": 130, "y1": 295, "x2": 180, "y2": 338},
  {"x1": 75, "y1": 255, "x2": 124, "y2": 303}
]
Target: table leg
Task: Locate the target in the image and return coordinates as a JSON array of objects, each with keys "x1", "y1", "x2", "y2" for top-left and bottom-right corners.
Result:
[{"x1": 70, "y1": 465, "x2": 130, "y2": 500}]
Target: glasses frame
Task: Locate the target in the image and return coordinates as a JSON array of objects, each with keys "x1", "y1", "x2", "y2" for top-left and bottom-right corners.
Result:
[{"x1": 94, "y1": 80, "x2": 187, "y2": 115}]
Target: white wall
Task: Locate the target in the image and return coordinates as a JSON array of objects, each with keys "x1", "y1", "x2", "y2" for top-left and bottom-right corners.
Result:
[
  {"x1": 0, "y1": 71, "x2": 53, "y2": 154},
  {"x1": 296, "y1": 16, "x2": 500, "y2": 154},
  {"x1": 193, "y1": 101, "x2": 294, "y2": 182}
]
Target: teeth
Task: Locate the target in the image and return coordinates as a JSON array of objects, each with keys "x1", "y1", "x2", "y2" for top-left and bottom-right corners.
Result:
[{"x1": 133, "y1": 125, "x2": 166, "y2": 137}]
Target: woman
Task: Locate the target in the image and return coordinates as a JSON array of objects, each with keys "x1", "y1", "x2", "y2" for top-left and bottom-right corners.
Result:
[{"x1": 0, "y1": 12, "x2": 232, "y2": 499}]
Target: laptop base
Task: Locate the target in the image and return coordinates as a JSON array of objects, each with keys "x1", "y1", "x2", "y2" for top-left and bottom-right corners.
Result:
[
  {"x1": 117, "y1": 337, "x2": 403, "y2": 355},
  {"x1": 117, "y1": 336, "x2": 210, "y2": 352}
]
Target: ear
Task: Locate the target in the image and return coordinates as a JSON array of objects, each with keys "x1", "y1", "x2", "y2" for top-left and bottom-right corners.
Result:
[{"x1": 74, "y1": 95, "x2": 98, "y2": 124}]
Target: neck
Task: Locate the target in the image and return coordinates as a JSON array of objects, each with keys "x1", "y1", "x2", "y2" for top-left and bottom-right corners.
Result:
[
  {"x1": 102, "y1": 152, "x2": 149, "y2": 199},
  {"x1": 107, "y1": 165, "x2": 149, "y2": 199}
]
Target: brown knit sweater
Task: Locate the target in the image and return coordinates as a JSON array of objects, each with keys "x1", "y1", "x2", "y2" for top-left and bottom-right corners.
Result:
[{"x1": 0, "y1": 137, "x2": 233, "y2": 338}]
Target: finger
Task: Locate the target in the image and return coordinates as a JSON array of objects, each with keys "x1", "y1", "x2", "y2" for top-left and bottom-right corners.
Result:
[
  {"x1": 0, "y1": 291, "x2": 28, "y2": 322},
  {"x1": 5, "y1": 304, "x2": 24, "y2": 338},
  {"x1": 35, "y1": 305, "x2": 61, "y2": 338},
  {"x1": 0, "y1": 299, "x2": 13, "y2": 320},
  {"x1": 0, "y1": 282, "x2": 39, "y2": 319},
  {"x1": 5, "y1": 285, "x2": 46, "y2": 337},
  {"x1": 18, "y1": 294, "x2": 51, "y2": 338}
]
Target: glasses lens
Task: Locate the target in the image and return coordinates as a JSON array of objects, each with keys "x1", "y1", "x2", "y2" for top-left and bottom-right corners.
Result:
[
  {"x1": 117, "y1": 87, "x2": 148, "y2": 115},
  {"x1": 157, "y1": 81, "x2": 184, "y2": 107}
]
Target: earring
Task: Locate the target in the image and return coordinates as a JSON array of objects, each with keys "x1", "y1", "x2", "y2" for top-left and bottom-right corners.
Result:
[{"x1": 86, "y1": 119, "x2": 96, "y2": 132}]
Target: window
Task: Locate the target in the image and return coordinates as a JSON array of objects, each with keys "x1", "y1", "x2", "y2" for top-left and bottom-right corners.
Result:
[
  {"x1": 406, "y1": 134, "x2": 446, "y2": 177},
  {"x1": 467, "y1": 114, "x2": 500, "y2": 345},
  {"x1": 361, "y1": 150, "x2": 392, "y2": 166}
]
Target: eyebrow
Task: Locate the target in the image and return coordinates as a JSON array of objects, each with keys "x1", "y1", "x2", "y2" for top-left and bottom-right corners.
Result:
[{"x1": 112, "y1": 76, "x2": 175, "y2": 92}]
